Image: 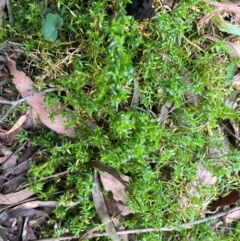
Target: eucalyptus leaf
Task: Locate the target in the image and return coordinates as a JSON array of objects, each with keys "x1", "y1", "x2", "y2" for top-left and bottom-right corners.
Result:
[
  {"x1": 41, "y1": 13, "x2": 63, "y2": 42},
  {"x1": 211, "y1": 14, "x2": 240, "y2": 36}
]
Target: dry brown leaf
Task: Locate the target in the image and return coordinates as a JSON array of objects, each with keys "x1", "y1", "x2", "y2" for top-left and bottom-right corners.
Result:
[
  {"x1": 92, "y1": 170, "x2": 121, "y2": 241},
  {"x1": 13, "y1": 200, "x2": 57, "y2": 210},
  {"x1": 28, "y1": 216, "x2": 47, "y2": 227},
  {"x1": 181, "y1": 70, "x2": 198, "y2": 106},
  {"x1": 2, "y1": 173, "x2": 26, "y2": 194},
  {"x1": 227, "y1": 42, "x2": 240, "y2": 58},
  {"x1": 130, "y1": 79, "x2": 140, "y2": 107},
  {"x1": 22, "y1": 217, "x2": 37, "y2": 241},
  {"x1": 8, "y1": 59, "x2": 75, "y2": 137},
  {"x1": 24, "y1": 107, "x2": 41, "y2": 130},
  {"x1": 0, "y1": 208, "x2": 48, "y2": 223},
  {"x1": 5, "y1": 111, "x2": 29, "y2": 135},
  {"x1": 179, "y1": 164, "x2": 216, "y2": 208},
  {"x1": 104, "y1": 196, "x2": 133, "y2": 217},
  {"x1": 0, "y1": 189, "x2": 33, "y2": 205},
  {"x1": 0, "y1": 147, "x2": 17, "y2": 171},
  {"x1": 233, "y1": 73, "x2": 240, "y2": 89},
  {"x1": 0, "y1": 133, "x2": 21, "y2": 146},
  {"x1": 3, "y1": 159, "x2": 30, "y2": 177},
  {"x1": 196, "y1": 164, "x2": 217, "y2": 185},
  {"x1": 199, "y1": 1, "x2": 240, "y2": 28},
  {"x1": 158, "y1": 102, "x2": 173, "y2": 124},
  {"x1": 224, "y1": 209, "x2": 240, "y2": 224},
  {"x1": 100, "y1": 172, "x2": 129, "y2": 204},
  {"x1": 209, "y1": 190, "x2": 240, "y2": 209}
]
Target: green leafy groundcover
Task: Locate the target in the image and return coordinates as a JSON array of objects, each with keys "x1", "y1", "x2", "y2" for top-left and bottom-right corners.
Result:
[
  {"x1": 41, "y1": 13, "x2": 63, "y2": 41},
  {"x1": 10, "y1": 0, "x2": 240, "y2": 240}
]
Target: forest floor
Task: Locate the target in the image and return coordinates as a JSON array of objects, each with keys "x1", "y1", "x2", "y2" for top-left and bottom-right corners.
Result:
[{"x1": 1, "y1": 0, "x2": 240, "y2": 240}]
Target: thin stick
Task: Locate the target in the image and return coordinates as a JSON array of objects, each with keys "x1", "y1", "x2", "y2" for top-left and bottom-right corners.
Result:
[
  {"x1": 0, "y1": 88, "x2": 57, "y2": 122},
  {"x1": 20, "y1": 170, "x2": 71, "y2": 189},
  {"x1": 33, "y1": 206, "x2": 240, "y2": 240}
]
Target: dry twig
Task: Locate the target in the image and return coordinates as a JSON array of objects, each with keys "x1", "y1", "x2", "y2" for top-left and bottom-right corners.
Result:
[
  {"x1": 0, "y1": 87, "x2": 57, "y2": 122},
  {"x1": 33, "y1": 206, "x2": 240, "y2": 240}
]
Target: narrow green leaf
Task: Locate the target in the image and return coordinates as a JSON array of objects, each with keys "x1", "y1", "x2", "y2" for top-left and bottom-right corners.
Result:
[{"x1": 212, "y1": 14, "x2": 240, "y2": 36}]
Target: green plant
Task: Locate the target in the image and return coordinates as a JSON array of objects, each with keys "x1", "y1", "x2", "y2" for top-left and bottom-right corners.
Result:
[
  {"x1": 4, "y1": 0, "x2": 240, "y2": 240},
  {"x1": 41, "y1": 13, "x2": 63, "y2": 41}
]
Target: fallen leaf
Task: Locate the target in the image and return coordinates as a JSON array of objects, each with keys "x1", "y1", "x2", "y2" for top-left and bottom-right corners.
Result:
[
  {"x1": 233, "y1": 72, "x2": 240, "y2": 89},
  {"x1": 0, "y1": 147, "x2": 17, "y2": 171},
  {"x1": 28, "y1": 216, "x2": 47, "y2": 227},
  {"x1": 158, "y1": 102, "x2": 173, "y2": 124},
  {"x1": 208, "y1": 131, "x2": 231, "y2": 158},
  {"x1": 2, "y1": 173, "x2": 26, "y2": 194},
  {"x1": 130, "y1": 79, "x2": 140, "y2": 107},
  {"x1": 224, "y1": 209, "x2": 240, "y2": 224},
  {"x1": 22, "y1": 216, "x2": 36, "y2": 241},
  {"x1": 181, "y1": 69, "x2": 198, "y2": 106},
  {"x1": 199, "y1": 1, "x2": 240, "y2": 29},
  {"x1": 100, "y1": 172, "x2": 129, "y2": 204},
  {"x1": 209, "y1": 190, "x2": 240, "y2": 209},
  {"x1": 0, "y1": 208, "x2": 48, "y2": 223},
  {"x1": 92, "y1": 170, "x2": 121, "y2": 241},
  {"x1": 8, "y1": 59, "x2": 75, "y2": 137},
  {"x1": 0, "y1": 189, "x2": 34, "y2": 205},
  {"x1": 13, "y1": 200, "x2": 57, "y2": 209},
  {"x1": 88, "y1": 161, "x2": 131, "y2": 194},
  {"x1": 179, "y1": 163, "x2": 216, "y2": 208},
  {"x1": 104, "y1": 196, "x2": 133, "y2": 217},
  {"x1": 211, "y1": 14, "x2": 240, "y2": 36},
  {"x1": 3, "y1": 158, "x2": 30, "y2": 177},
  {"x1": 24, "y1": 107, "x2": 41, "y2": 130},
  {"x1": 5, "y1": 111, "x2": 29, "y2": 135},
  {"x1": 196, "y1": 164, "x2": 217, "y2": 185}
]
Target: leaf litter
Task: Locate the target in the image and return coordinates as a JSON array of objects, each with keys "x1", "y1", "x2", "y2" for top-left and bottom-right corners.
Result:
[{"x1": 7, "y1": 58, "x2": 75, "y2": 137}]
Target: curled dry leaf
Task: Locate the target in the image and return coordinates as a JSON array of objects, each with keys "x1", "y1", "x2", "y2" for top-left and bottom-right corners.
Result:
[
  {"x1": 0, "y1": 111, "x2": 29, "y2": 146},
  {"x1": 4, "y1": 111, "x2": 29, "y2": 135},
  {"x1": 100, "y1": 172, "x2": 130, "y2": 204},
  {"x1": 8, "y1": 59, "x2": 74, "y2": 137}
]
